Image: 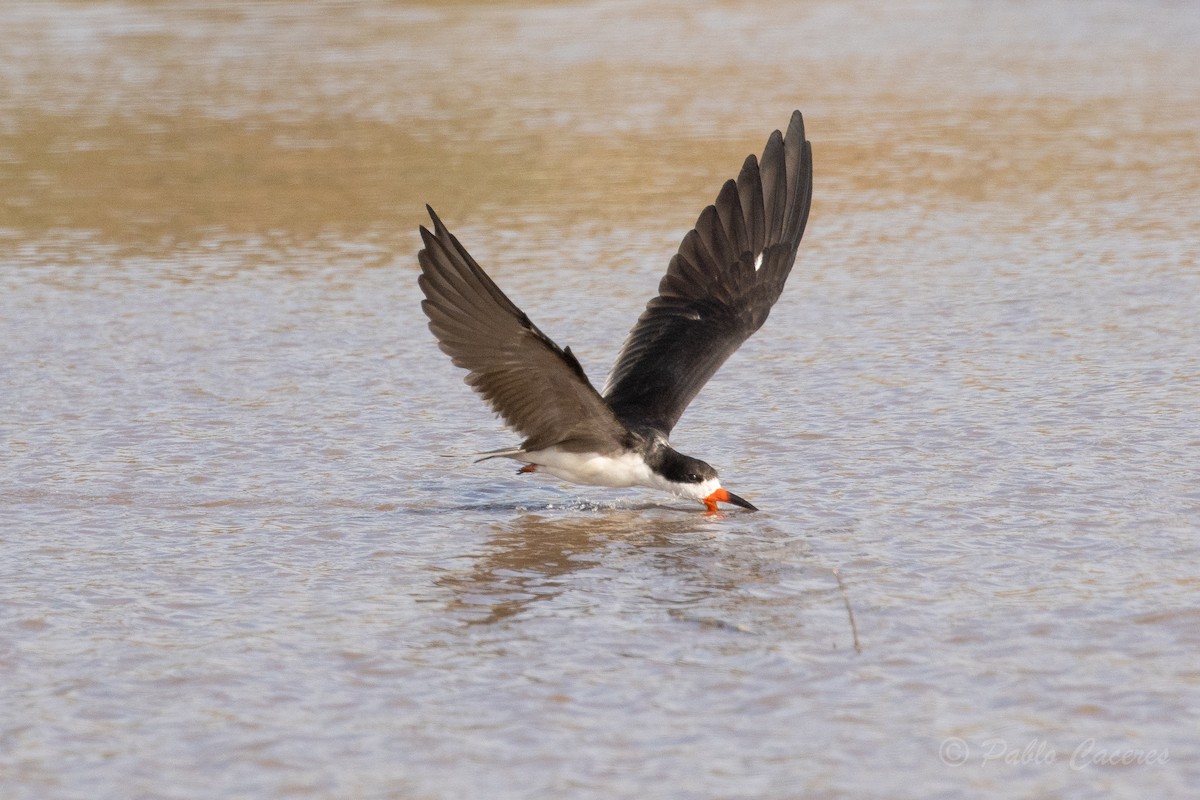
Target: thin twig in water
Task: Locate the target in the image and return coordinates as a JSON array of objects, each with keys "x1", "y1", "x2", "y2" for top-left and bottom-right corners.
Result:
[{"x1": 832, "y1": 567, "x2": 862, "y2": 654}]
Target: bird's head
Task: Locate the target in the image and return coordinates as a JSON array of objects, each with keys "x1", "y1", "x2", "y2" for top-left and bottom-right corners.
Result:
[{"x1": 657, "y1": 448, "x2": 758, "y2": 514}]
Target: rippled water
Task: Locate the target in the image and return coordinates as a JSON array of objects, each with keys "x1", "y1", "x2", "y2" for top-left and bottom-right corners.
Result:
[{"x1": 3, "y1": 2, "x2": 1198, "y2": 798}]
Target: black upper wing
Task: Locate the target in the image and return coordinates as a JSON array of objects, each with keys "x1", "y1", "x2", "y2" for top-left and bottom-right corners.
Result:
[
  {"x1": 418, "y1": 206, "x2": 629, "y2": 454},
  {"x1": 602, "y1": 110, "x2": 813, "y2": 435}
]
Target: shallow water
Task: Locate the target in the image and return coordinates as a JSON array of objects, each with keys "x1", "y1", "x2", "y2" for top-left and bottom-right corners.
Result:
[{"x1": 2, "y1": 1, "x2": 1198, "y2": 798}]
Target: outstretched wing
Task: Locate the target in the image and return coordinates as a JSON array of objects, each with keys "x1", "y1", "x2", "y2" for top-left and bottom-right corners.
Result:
[
  {"x1": 418, "y1": 206, "x2": 628, "y2": 453},
  {"x1": 603, "y1": 110, "x2": 813, "y2": 435}
]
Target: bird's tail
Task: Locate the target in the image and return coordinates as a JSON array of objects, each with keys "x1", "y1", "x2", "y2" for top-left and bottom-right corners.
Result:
[{"x1": 473, "y1": 446, "x2": 527, "y2": 463}]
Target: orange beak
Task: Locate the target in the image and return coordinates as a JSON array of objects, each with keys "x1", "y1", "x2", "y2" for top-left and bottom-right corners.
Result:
[{"x1": 702, "y1": 488, "x2": 758, "y2": 514}]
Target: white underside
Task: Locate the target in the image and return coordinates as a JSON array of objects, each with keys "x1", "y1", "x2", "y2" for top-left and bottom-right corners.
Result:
[{"x1": 516, "y1": 447, "x2": 721, "y2": 502}]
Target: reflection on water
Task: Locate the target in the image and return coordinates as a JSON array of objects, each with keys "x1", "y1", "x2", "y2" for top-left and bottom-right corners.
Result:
[
  {"x1": 3, "y1": 1, "x2": 1198, "y2": 798},
  {"x1": 447, "y1": 512, "x2": 668, "y2": 624},
  {"x1": 438, "y1": 510, "x2": 787, "y2": 625}
]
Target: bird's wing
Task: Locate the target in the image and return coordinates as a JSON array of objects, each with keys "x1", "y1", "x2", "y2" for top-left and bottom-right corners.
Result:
[
  {"x1": 602, "y1": 110, "x2": 813, "y2": 435},
  {"x1": 418, "y1": 206, "x2": 629, "y2": 454}
]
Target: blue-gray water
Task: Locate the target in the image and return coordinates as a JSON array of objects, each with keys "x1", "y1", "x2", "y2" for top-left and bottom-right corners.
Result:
[{"x1": 2, "y1": 2, "x2": 1197, "y2": 797}]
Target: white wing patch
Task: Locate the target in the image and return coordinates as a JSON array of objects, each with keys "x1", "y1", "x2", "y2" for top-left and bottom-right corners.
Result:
[{"x1": 754, "y1": 251, "x2": 764, "y2": 271}]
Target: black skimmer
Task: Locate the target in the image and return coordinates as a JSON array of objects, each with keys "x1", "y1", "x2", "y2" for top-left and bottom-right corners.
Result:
[{"x1": 417, "y1": 110, "x2": 812, "y2": 513}]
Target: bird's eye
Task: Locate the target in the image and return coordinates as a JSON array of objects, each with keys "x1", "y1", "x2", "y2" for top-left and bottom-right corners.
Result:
[{"x1": 687, "y1": 472, "x2": 700, "y2": 482}]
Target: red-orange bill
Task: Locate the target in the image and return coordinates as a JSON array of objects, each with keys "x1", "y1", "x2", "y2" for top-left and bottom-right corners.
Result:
[{"x1": 703, "y1": 488, "x2": 758, "y2": 512}]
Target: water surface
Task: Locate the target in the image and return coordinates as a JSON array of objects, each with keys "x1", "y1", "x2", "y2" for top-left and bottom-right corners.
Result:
[{"x1": 2, "y1": 1, "x2": 1198, "y2": 798}]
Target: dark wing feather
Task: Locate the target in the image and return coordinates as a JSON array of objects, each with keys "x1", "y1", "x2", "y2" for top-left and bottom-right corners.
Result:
[
  {"x1": 418, "y1": 206, "x2": 628, "y2": 453},
  {"x1": 603, "y1": 110, "x2": 813, "y2": 435}
]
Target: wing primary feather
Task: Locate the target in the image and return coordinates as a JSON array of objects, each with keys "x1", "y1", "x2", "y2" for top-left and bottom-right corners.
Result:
[
  {"x1": 418, "y1": 236, "x2": 506, "y2": 322},
  {"x1": 737, "y1": 154, "x2": 766, "y2": 256},
  {"x1": 759, "y1": 129, "x2": 786, "y2": 246},
  {"x1": 714, "y1": 179, "x2": 747, "y2": 257},
  {"x1": 782, "y1": 111, "x2": 808, "y2": 243},
  {"x1": 425, "y1": 206, "x2": 524, "y2": 317}
]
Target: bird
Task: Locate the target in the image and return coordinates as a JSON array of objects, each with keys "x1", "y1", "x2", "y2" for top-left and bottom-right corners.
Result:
[{"x1": 417, "y1": 110, "x2": 812, "y2": 513}]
